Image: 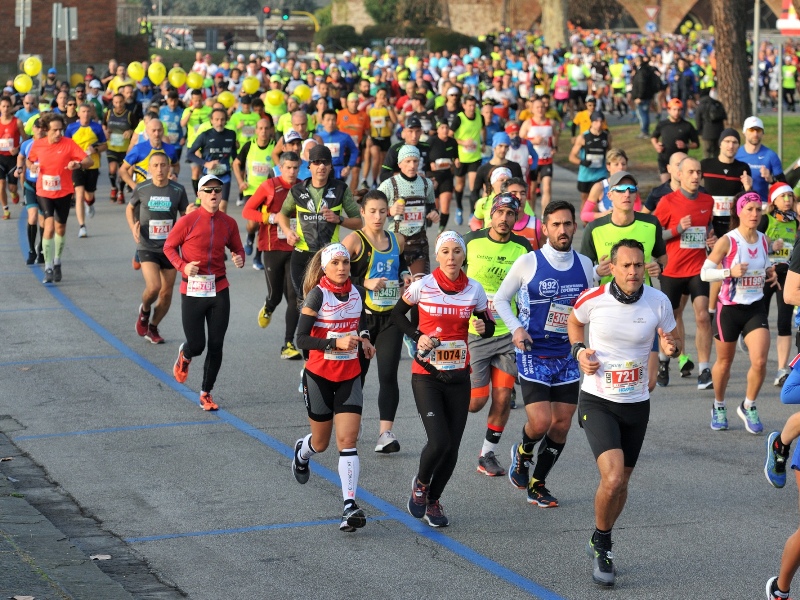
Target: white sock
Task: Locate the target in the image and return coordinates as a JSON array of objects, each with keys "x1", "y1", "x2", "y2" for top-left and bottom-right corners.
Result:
[
  {"x1": 481, "y1": 439, "x2": 498, "y2": 456},
  {"x1": 714, "y1": 400, "x2": 726, "y2": 409},
  {"x1": 298, "y1": 433, "x2": 315, "y2": 463},
  {"x1": 339, "y1": 449, "x2": 359, "y2": 504},
  {"x1": 744, "y1": 397, "x2": 755, "y2": 410},
  {"x1": 699, "y1": 362, "x2": 710, "y2": 372}
]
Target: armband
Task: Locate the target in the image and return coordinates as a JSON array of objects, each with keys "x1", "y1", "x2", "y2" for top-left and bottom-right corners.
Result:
[{"x1": 571, "y1": 342, "x2": 586, "y2": 361}]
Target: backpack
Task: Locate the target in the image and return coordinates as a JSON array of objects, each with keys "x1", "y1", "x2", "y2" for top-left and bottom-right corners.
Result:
[{"x1": 708, "y1": 99, "x2": 726, "y2": 123}]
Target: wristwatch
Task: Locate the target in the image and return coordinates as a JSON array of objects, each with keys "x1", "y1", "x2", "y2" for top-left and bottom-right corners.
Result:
[{"x1": 338, "y1": 214, "x2": 345, "y2": 224}]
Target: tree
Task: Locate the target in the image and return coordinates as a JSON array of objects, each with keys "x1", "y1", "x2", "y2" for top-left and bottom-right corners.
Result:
[
  {"x1": 710, "y1": 0, "x2": 751, "y2": 128},
  {"x1": 540, "y1": 0, "x2": 567, "y2": 49}
]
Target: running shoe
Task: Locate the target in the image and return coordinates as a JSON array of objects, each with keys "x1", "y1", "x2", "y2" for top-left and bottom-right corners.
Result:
[
  {"x1": 257, "y1": 305, "x2": 272, "y2": 328},
  {"x1": 656, "y1": 360, "x2": 669, "y2": 387},
  {"x1": 455, "y1": 208, "x2": 463, "y2": 225},
  {"x1": 145, "y1": 323, "x2": 165, "y2": 344},
  {"x1": 236, "y1": 197, "x2": 245, "y2": 208},
  {"x1": 403, "y1": 335, "x2": 417, "y2": 359},
  {"x1": 587, "y1": 537, "x2": 615, "y2": 587},
  {"x1": 2, "y1": 208, "x2": 9, "y2": 220},
  {"x1": 132, "y1": 250, "x2": 141, "y2": 271},
  {"x1": 42, "y1": 267, "x2": 54, "y2": 284},
  {"x1": 340, "y1": 503, "x2": 366, "y2": 532},
  {"x1": 292, "y1": 438, "x2": 310, "y2": 484},
  {"x1": 36, "y1": 253, "x2": 44, "y2": 264},
  {"x1": 252, "y1": 253, "x2": 264, "y2": 270},
  {"x1": 244, "y1": 236, "x2": 253, "y2": 256},
  {"x1": 408, "y1": 477, "x2": 428, "y2": 518},
  {"x1": 765, "y1": 431, "x2": 788, "y2": 489},
  {"x1": 281, "y1": 342, "x2": 302, "y2": 360},
  {"x1": 136, "y1": 303, "x2": 150, "y2": 337},
  {"x1": 679, "y1": 355, "x2": 694, "y2": 378},
  {"x1": 53, "y1": 264, "x2": 62, "y2": 283},
  {"x1": 87, "y1": 203, "x2": 95, "y2": 218},
  {"x1": 527, "y1": 478, "x2": 559, "y2": 507},
  {"x1": 737, "y1": 402, "x2": 763, "y2": 434},
  {"x1": 26, "y1": 250, "x2": 36, "y2": 265},
  {"x1": 711, "y1": 406, "x2": 728, "y2": 430},
  {"x1": 117, "y1": 190, "x2": 125, "y2": 204},
  {"x1": 766, "y1": 576, "x2": 791, "y2": 599},
  {"x1": 508, "y1": 443, "x2": 532, "y2": 489},
  {"x1": 110, "y1": 189, "x2": 117, "y2": 202},
  {"x1": 11, "y1": 192, "x2": 19, "y2": 204},
  {"x1": 173, "y1": 343, "x2": 191, "y2": 383},
  {"x1": 375, "y1": 430, "x2": 400, "y2": 453},
  {"x1": 775, "y1": 368, "x2": 790, "y2": 387},
  {"x1": 697, "y1": 368, "x2": 713, "y2": 390},
  {"x1": 738, "y1": 334, "x2": 748, "y2": 353},
  {"x1": 423, "y1": 500, "x2": 449, "y2": 527},
  {"x1": 199, "y1": 391, "x2": 218, "y2": 411},
  {"x1": 477, "y1": 451, "x2": 506, "y2": 477}
]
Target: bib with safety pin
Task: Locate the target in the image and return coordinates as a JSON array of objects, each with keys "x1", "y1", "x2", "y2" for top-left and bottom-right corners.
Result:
[
  {"x1": 371, "y1": 116, "x2": 386, "y2": 129},
  {"x1": 327, "y1": 143, "x2": 341, "y2": 158},
  {"x1": 712, "y1": 195, "x2": 733, "y2": 217},
  {"x1": 735, "y1": 268, "x2": 766, "y2": 303},
  {"x1": 544, "y1": 302, "x2": 572, "y2": 334},
  {"x1": 0, "y1": 138, "x2": 14, "y2": 152},
  {"x1": 251, "y1": 162, "x2": 271, "y2": 177},
  {"x1": 429, "y1": 340, "x2": 467, "y2": 370},
  {"x1": 370, "y1": 280, "x2": 400, "y2": 307},
  {"x1": 186, "y1": 274, "x2": 216, "y2": 297},
  {"x1": 277, "y1": 217, "x2": 296, "y2": 240},
  {"x1": 680, "y1": 226, "x2": 706, "y2": 249},
  {"x1": 772, "y1": 244, "x2": 793, "y2": 263},
  {"x1": 148, "y1": 219, "x2": 173, "y2": 240},
  {"x1": 403, "y1": 205, "x2": 425, "y2": 224},
  {"x1": 110, "y1": 132, "x2": 125, "y2": 147},
  {"x1": 42, "y1": 174, "x2": 61, "y2": 192},
  {"x1": 167, "y1": 132, "x2": 179, "y2": 144},
  {"x1": 209, "y1": 163, "x2": 228, "y2": 176},
  {"x1": 242, "y1": 126, "x2": 256, "y2": 138},
  {"x1": 603, "y1": 359, "x2": 645, "y2": 395},
  {"x1": 324, "y1": 330, "x2": 358, "y2": 361}
]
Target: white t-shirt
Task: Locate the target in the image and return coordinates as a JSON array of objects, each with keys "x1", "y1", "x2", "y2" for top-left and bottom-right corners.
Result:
[{"x1": 572, "y1": 284, "x2": 676, "y2": 404}]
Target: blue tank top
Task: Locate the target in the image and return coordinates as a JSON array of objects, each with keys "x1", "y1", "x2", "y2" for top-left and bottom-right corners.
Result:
[
  {"x1": 598, "y1": 179, "x2": 611, "y2": 211},
  {"x1": 355, "y1": 230, "x2": 401, "y2": 312},
  {"x1": 516, "y1": 249, "x2": 589, "y2": 366}
]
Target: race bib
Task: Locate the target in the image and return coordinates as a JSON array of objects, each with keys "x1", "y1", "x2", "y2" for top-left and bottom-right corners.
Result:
[
  {"x1": 370, "y1": 280, "x2": 400, "y2": 307},
  {"x1": 110, "y1": 132, "x2": 125, "y2": 147},
  {"x1": 241, "y1": 126, "x2": 256, "y2": 138},
  {"x1": 435, "y1": 158, "x2": 452, "y2": 169},
  {"x1": 736, "y1": 268, "x2": 766, "y2": 301},
  {"x1": 543, "y1": 303, "x2": 572, "y2": 334},
  {"x1": 186, "y1": 274, "x2": 216, "y2": 297},
  {"x1": 167, "y1": 132, "x2": 180, "y2": 144},
  {"x1": 371, "y1": 116, "x2": 386, "y2": 129},
  {"x1": 603, "y1": 359, "x2": 645, "y2": 395},
  {"x1": 148, "y1": 219, "x2": 173, "y2": 240},
  {"x1": 429, "y1": 339, "x2": 467, "y2": 370},
  {"x1": 773, "y1": 243, "x2": 793, "y2": 263},
  {"x1": 324, "y1": 330, "x2": 357, "y2": 361},
  {"x1": 586, "y1": 153, "x2": 604, "y2": 169},
  {"x1": 712, "y1": 195, "x2": 733, "y2": 217},
  {"x1": 209, "y1": 163, "x2": 228, "y2": 175},
  {"x1": 251, "y1": 162, "x2": 271, "y2": 177},
  {"x1": 0, "y1": 138, "x2": 14, "y2": 152},
  {"x1": 327, "y1": 142, "x2": 341, "y2": 158},
  {"x1": 276, "y1": 217, "x2": 297, "y2": 240},
  {"x1": 679, "y1": 226, "x2": 706, "y2": 249},
  {"x1": 403, "y1": 205, "x2": 425, "y2": 224},
  {"x1": 42, "y1": 174, "x2": 61, "y2": 192}
]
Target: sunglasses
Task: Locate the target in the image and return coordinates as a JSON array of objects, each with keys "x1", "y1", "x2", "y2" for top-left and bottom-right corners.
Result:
[
  {"x1": 610, "y1": 184, "x2": 637, "y2": 194},
  {"x1": 200, "y1": 187, "x2": 223, "y2": 194},
  {"x1": 310, "y1": 159, "x2": 331, "y2": 166}
]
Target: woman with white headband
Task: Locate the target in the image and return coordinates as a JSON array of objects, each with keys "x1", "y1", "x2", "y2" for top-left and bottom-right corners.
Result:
[
  {"x1": 392, "y1": 230, "x2": 495, "y2": 527},
  {"x1": 701, "y1": 191, "x2": 778, "y2": 434},
  {"x1": 291, "y1": 242, "x2": 376, "y2": 533}
]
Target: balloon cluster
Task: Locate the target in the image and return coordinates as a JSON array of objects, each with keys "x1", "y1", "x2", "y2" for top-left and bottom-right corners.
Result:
[{"x1": 14, "y1": 56, "x2": 42, "y2": 94}]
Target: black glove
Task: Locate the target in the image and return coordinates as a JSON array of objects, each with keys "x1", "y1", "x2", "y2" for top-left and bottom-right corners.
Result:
[{"x1": 580, "y1": 159, "x2": 593, "y2": 168}]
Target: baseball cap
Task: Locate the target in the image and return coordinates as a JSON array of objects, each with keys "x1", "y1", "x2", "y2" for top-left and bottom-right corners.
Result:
[
  {"x1": 667, "y1": 98, "x2": 683, "y2": 109},
  {"x1": 585, "y1": 96, "x2": 597, "y2": 103},
  {"x1": 406, "y1": 116, "x2": 422, "y2": 129},
  {"x1": 343, "y1": 50, "x2": 351, "y2": 57},
  {"x1": 504, "y1": 121, "x2": 520, "y2": 133},
  {"x1": 48, "y1": 68, "x2": 57, "y2": 75},
  {"x1": 89, "y1": 80, "x2": 102, "y2": 89},
  {"x1": 608, "y1": 171, "x2": 638, "y2": 187},
  {"x1": 308, "y1": 144, "x2": 332, "y2": 163},
  {"x1": 590, "y1": 111, "x2": 604, "y2": 121},
  {"x1": 446, "y1": 87, "x2": 460, "y2": 96},
  {"x1": 743, "y1": 116, "x2": 764, "y2": 131},
  {"x1": 270, "y1": 74, "x2": 281, "y2": 82},
  {"x1": 214, "y1": 72, "x2": 224, "y2": 79},
  {"x1": 284, "y1": 130, "x2": 302, "y2": 143},
  {"x1": 346, "y1": 92, "x2": 358, "y2": 102},
  {"x1": 198, "y1": 173, "x2": 224, "y2": 188}
]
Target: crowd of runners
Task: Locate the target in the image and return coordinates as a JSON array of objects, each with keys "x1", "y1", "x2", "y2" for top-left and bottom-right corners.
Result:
[{"x1": 8, "y1": 28, "x2": 800, "y2": 595}]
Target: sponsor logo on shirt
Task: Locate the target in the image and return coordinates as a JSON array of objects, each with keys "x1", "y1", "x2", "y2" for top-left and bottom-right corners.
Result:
[{"x1": 147, "y1": 196, "x2": 173, "y2": 211}]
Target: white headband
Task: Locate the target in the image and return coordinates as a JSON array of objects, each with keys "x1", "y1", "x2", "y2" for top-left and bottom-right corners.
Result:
[
  {"x1": 321, "y1": 243, "x2": 349, "y2": 269},
  {"x1": 490, "y1": 167, "x2": 512, "y2": 185},
  {"x1": 435, "y1": 230, "x2": 465, "y2": 254}
]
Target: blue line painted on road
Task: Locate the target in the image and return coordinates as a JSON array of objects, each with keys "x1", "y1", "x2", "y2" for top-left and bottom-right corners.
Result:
[
  {"x1": 0, "y1": 354, "x2": 121, "y2": 368},
  {"x1": 124, "y1": 515, "x2": 395, "y2": 543},
  {"x1": 0, "y1": 306, "x2": 66, "y2": 313},
  {"x1": 0, "y1": 271, "x2": 36, "y2": 275},
  {"x1": 14, "y1": 218, "x2": 566, "y2": 600},
  {"x1": 14, "y1": 420, "x2": 222, "y2": 441}
]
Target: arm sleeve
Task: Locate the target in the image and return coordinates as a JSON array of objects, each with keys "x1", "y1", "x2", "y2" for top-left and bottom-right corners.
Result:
[
  {"x1": 580, "y1": 198, "x2": 598, "y2": 223},
  {"x1": 226, "y1": 217, "x2": 246, "y2": 257},
  {"x1": 652, "y1": 220, "x2": 667, "y2": 257},
  {"x1": 689, "y1": 125, "x2": 699, "y2": 145},
  {"x1": 493, "y1": 253, "x2": 536, "y2": 333},
  {"x1": 187, "y1": 133, "x2": 206, "y2": 167},
  {"x1": 242, "y1": 184, "x2": 270, "y2": 223},
  {"x1": 391, "y1": 298, "x2": 420, "y2": 339},
  {"x1": 237, "y1": 141, "x2": 251, "y2": 164},
  {"x1": 295, "y1": 288, "x2": 331, "y2": 351},
  {"x1": 346, "y1": 135, "x2": 359, "y2": 167}
]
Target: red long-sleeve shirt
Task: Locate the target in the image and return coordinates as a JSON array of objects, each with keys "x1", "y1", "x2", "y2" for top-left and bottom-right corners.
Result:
[
  {"x1": 241, "y1": 175, "x2": 294, "y2": 252},
  {"x1": 164, "y1": 207, "x2": 245, "y2": 294}
]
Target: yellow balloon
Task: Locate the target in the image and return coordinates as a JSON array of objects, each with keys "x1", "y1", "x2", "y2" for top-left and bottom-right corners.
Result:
[
  {"x1": 217, "y1": 91, "x2": 236, "y2": 109},
  {"x1": 127, "y1": 61, "x2": 145, "y2": 82},
  {"x1": 14, "y1": 74, "x2": 32, "y2": 94},
  {"x1": 694, "y1": 23, "x2": 702, "y2": 31},
  {"x1": 70, "y1": 73, "x2": 84, "y2": 88},
  {"x1": 186, "y1": 72, "x2": 204, "y2": 90},
  {"x1": 294, "y1": 84, "x2": 312, "y2": 104},
  {"x1": 242, "y1": 76, "x2": 260, "y2": 95},
  {"x1": 148, "y1": 62, "x2": 166, "y2": 86},
  {"x1": 168, "y1": 67, "x2": 186, "y2": 88},
  {"x1": 23, "y1": 56, "x2": 42, "y2": 77},
  {"x1": 708, "y1": 25, "x2": 715, "y2": 34},
  {"x1": 265, "y1": 89, "x2": 284, "y2": 107}
]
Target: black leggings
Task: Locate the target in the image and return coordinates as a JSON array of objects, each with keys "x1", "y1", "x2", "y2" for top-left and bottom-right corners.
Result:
[
  {"x1": 412, "y1": 372, "x2": 470, "y2": 502},
  {"x1": 263, "y1": 250, "x2": 299, "y2": 344},
  {"x1": 181, "y1": 287, "x2": 230, "y2": 393},
  {"x1": 764, "y1": 264, "x2": 791, "y2": 337},
  {"x1": 359, "y1": 311, "x2": 403, "y2": 421},
  {"x1": 290, "y1": 249, "x2": 315, "y2": 309}
]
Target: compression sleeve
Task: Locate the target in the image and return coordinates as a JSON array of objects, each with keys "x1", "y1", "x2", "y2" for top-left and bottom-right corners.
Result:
[
  {"x1": 295, "y1": 313, "x2": 331, "y2": 350},
  {"x1": 391, "y1": 298, "x2": 421, "y2": 340},
  {"x1": 473, "y1": 309, "x2": 495, "y2": 338},
  {"x1": 700, "y1": 259, "x2": 730, "y2": 282}
]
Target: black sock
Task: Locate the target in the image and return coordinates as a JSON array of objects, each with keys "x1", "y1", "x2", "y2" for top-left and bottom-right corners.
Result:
[
  {"x1": 593, "y1": 528, "x2": 612, "y2": 548},
  {"x1": 439, "y1": 213, "x2": 449, "y2": 228},
  {"x1": 109, "y1": 174, "x2": 116, "y2": 188},
  {"x1": 117, "y1": 179, "x2": 126, "y2": 193},
  {"x1": 532, "y1": 435, "x2": 565, "y2": 482},
  {"x1": 520, "y1": 426, "x2": 541, "y2": 455},
  {"x1": 775, "y1": 436, "x2": 792, "y2": 457},
  {"x1": 37, "y1": 226, "x2": 44, "y2": 253},
  {"x1": 27, "y1": 223, "x2": 37, "y2": 252},
  {"x1": 454, "y1": 189, "x2": 463, "y2": 210},
  {"x1": 191, "y1": 179, "x2": 199, "y2": 195},
  {"x1": 246, "y1": 231, "x2": 256, "y2": 243}
]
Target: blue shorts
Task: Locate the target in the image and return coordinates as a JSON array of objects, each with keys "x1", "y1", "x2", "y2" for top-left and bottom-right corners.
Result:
[
  {"x1": 23, "y1": 181, "x2": 42, "y2": 214},
  {"x1": 517, "y1": 354, "x2": 580, "y2": 386},
  {"x1": 792, "y1": 441, "x2": 800, "y2": 471}
]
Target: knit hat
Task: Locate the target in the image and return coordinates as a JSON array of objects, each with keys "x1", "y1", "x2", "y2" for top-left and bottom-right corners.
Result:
[
  {"x1": 397, "y1": 145, "x2": 420, "y2": 162},
  {"x1": 718, "y1": 128, "x2": 740, "y2": 145}
]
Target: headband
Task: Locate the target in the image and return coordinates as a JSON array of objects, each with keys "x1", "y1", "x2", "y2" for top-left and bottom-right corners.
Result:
[
  {"x1": 490, "y1": 193, "x2": 521, "y2": 216},
  {"x1": 490, "y1": 167, "x2": 513, "y2": 185},
  {"x1": 736, "y1": 192, "x2": 762, "y2": 216},
  {"x1": 435, "y1": 230, "x2": 466, "y2": 254},
  {"x1": 321, "y1": 243, "x2": 350, "y2": 269}
]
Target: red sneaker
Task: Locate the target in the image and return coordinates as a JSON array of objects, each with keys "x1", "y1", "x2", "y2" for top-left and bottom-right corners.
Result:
[
  {"x1": 135, "y1": 304, "x2": 149, "y2": 337},
  {"x1": 11, "y1": 192, "x2": 19, "y2": 205},
  {"x1": 117, "y1": 190, "x2": 125, "y2": 205},
  {"x1": 145, "y1": 323, "x2": 164, "y2": 344},
  {"x1": 110, "y1": 189, "x2": 117, "y2": 202},
  {"x1": 199, "y1": 391, "x2": 218, "y2": 411},
  {"x1": 173, "y1": 344, "x2": 191, "y2": 383}
]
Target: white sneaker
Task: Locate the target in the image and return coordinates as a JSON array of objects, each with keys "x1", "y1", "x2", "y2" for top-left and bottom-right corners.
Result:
[
  {"x1": 236, "y1": 198, "x2": 245, "y2": 207},
  {"x1": 78, "y1": 226, "x2": 87, "y2": 238},
  {"x1": 375, "y1": 430, "x2": 400, "y2": 453},
  {"x1": 87, "y1": 204, "x2": 95, "y2": 218}
]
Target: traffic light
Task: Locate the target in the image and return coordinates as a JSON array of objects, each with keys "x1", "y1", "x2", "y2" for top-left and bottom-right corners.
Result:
[
  {"x1": 281, "y1": 8, "x2": 290, "y2": 20},
  {"x1": 263, "y1": 6, "x2": 272, "y2": 19}
]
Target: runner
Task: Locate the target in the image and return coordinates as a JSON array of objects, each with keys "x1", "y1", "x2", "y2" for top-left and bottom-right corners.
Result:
[
  {"x1": 701, "y1": 192, "x2": 776, "y2": 433},
  {"x1": 126, "y1": 151, "x2": 189, "y2": 344},
  {"x1": 451, "y1": 95, "x2": 485, "y2": 214},
  {"x1": 700, "y1": 128, "x2": 752, "y2": 239},
  {"x1": 580, "y1": 149, "x2": 642, "y2": 223},
  {"x1": 103, "y1": 93, "x2": 138, "y2": 203},
  {"x1": 290, "y1": 243, "x2": 376, "y2": 532},
  {"x1": 379, "y1": 116, "x2": 432, "y2": 184},
  {"x1": 27, "y1": 113, "x2": 93, "y2": 284},
  {"x1": 494, "y1": 199, "x2": 593, "y2": 506},
  {"x1": 65, "y1": 104, "x2": 107, "y2": 238},
  {"x1": 241, "y1": 150, "x2": 303, "y2": 360},
  {"x1": 342, "y1": 190, "x2": 411, "y2": 452},
  {"x1": 186, "y1": 108, "x2": 237, "y2": 213},
  {"x1": 393, "y1": 231, "x2": 495, "y2": 527},
  {"x1": 568, "y1": 238, "x2": 678, "y2": 586},
  {"x1": 519, "y1": 97, "x2": 557, "y2": 214},
  {"x1": 179, "y1": 89, "x2": 213, "y2": 196},
  {"x1": 0, "y1": 96, "x2": 25, "y2": 220},
  {"x1": 318, "y1": 109, "x2": 359, "y2": 181},
  {"x1": 463, "y1": 193, "x2": 532, "y2": 477},
  {"x1": 163, "y1": 173, "x2": 246, "y2": 411},
  {"x1": 427, "y1": 120, "x2": 458, "y2": 231},
  {"x1": 651, "y1": 98, "x2": 699, "y2": 183},
  {"x1": 16, "y1": 118, "x2": 44, "y2": 264},
  {"x1": 367, "y1": 89, "x2": 397, "y2": 186},
  {"x1": 735, "y1": 116, "x2": 786, "y2": 204},
  {"x1": 336, "y1": 93, "x2": 370, "y2": 189},
  {"x1": 568, "y1": 110, "x2": 610, "y2": 206}
]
